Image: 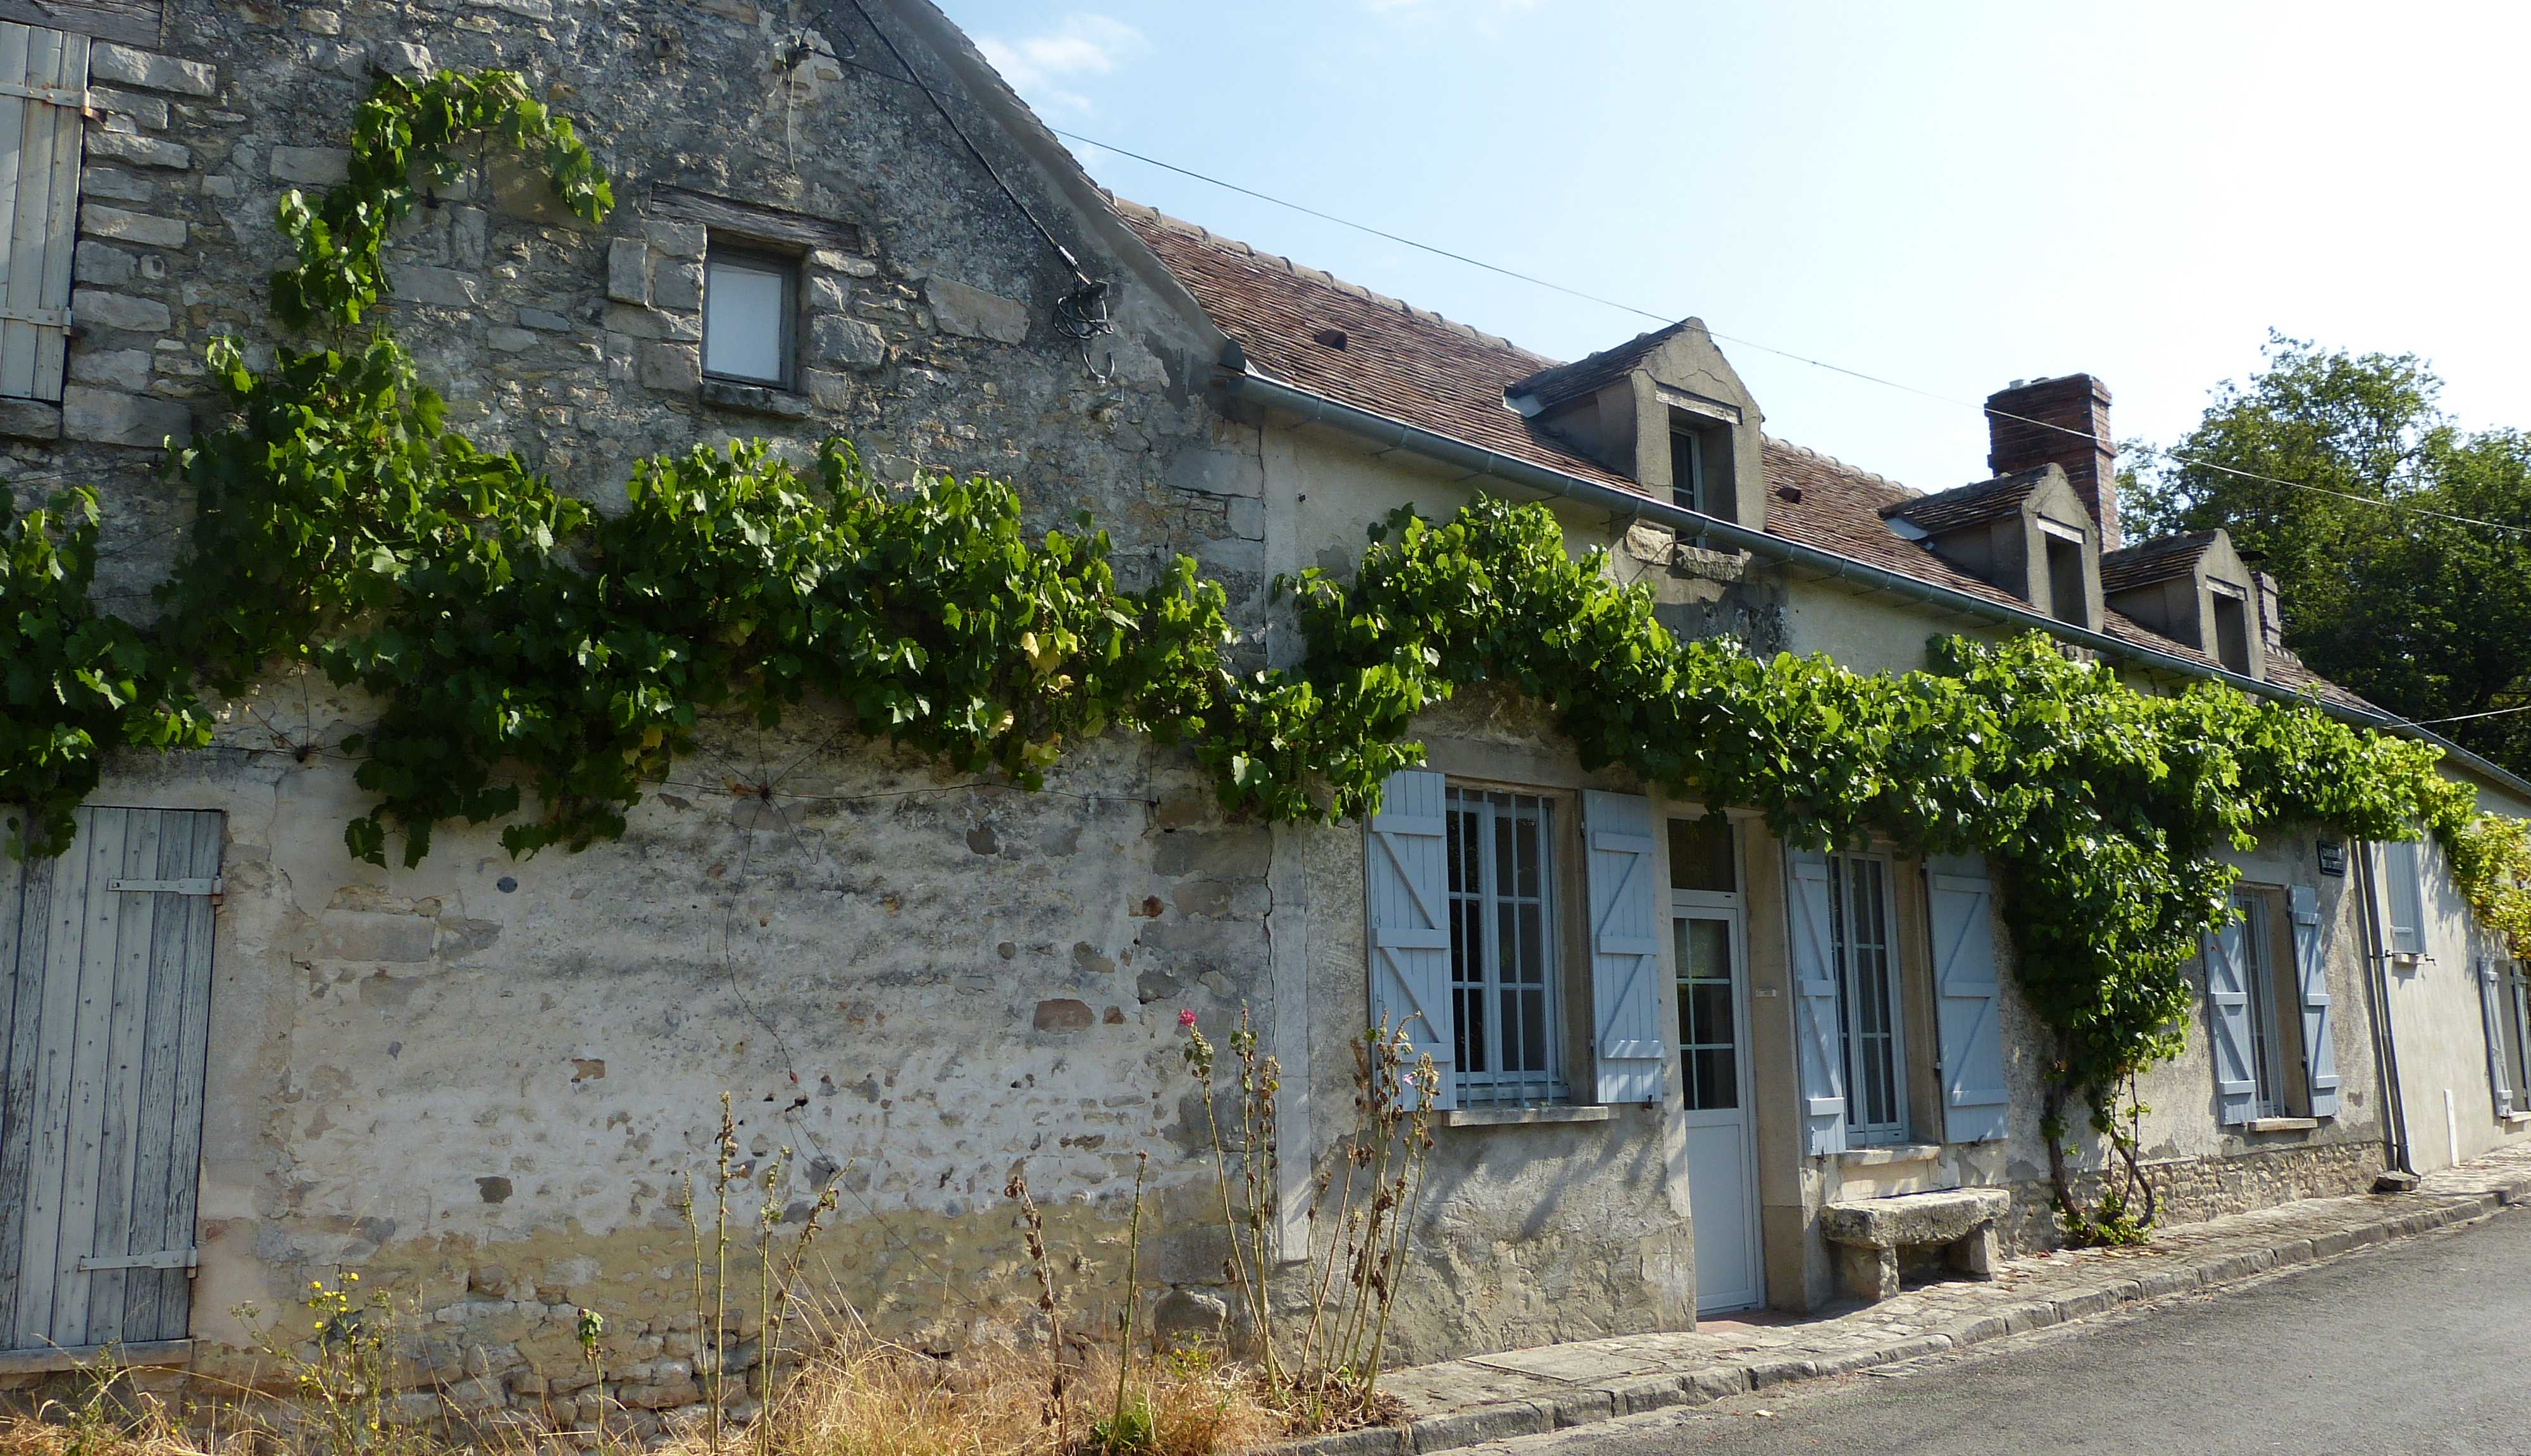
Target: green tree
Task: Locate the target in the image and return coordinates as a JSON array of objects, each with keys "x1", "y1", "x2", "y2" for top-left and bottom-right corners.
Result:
[{"x1": 2127, "y1": 333, "x2": 2531, "y2": 778}]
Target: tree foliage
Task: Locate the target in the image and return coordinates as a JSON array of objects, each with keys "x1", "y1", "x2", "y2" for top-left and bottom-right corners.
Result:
[{"x1": 2127, "y1": 333, "x2": 2531, "y2": 778}]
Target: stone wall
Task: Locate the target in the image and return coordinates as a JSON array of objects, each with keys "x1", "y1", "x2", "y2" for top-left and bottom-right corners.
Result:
[
  {"x1": 1999, "y1": 1140, "x2": 2385, "y2": 1256},
  {"x1": 0, "y1": 0, "x2": 1305, "y2": 1417}
]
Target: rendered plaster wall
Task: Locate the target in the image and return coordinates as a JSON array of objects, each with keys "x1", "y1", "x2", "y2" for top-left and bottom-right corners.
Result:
[
  {"x1": 83, "y1": 695, "x2": 1316, "y2": 1424},
  {"x1": 1290, "y1": 687, "x2": 1698, "y2": 1364}
]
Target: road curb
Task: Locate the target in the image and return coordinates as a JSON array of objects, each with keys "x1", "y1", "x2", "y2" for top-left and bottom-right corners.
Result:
[{"x1": 1260, "y1": 1178, "x2": 2531, "y2": 1456}]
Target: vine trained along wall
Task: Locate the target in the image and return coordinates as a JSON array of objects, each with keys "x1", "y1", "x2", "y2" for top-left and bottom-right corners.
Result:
[{"x1": 3, "y1": 69, "x2": 2526, "y2": 1236}]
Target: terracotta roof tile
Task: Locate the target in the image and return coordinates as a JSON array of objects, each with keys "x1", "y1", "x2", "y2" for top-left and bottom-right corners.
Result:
[{"x1": 1115, "y1": 202, "x2": 2377, "y2": 714}]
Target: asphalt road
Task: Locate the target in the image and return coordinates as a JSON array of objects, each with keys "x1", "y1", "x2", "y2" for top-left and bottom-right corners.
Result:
[{"x1": 1476, "y1": 1205, "x2": 2531, "y2": 1455}]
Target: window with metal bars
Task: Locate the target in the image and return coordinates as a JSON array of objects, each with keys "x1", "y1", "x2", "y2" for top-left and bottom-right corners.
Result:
[
  {"x1": 2505, "y1": 962, "x2": 2531, "y2": 1103},
  {"x1": 1828, "y1": 854, "x2": 1906, "y2": 1143},
  {"x1": 2232, "y1": 890, "x2": 2289, "y2": 1118},
  {"x1": 1446, "y1": 788, "x2": 1565, "y2": 1105}
]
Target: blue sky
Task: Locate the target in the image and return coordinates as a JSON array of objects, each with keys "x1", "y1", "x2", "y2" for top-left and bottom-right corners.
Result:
[{"x1": 936, "y1": 1, "x2": 2531, "y2": 495}]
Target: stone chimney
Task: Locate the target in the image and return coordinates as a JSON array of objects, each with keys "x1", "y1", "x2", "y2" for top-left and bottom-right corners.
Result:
[{"x1": 1986, "y1": 375, "x2": 2118, "y2": 550}]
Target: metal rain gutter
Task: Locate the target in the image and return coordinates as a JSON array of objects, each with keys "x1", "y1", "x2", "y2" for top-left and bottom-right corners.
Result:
[{"x1": 1220, "y1": 365, "x2": 2531, "y2": 802}]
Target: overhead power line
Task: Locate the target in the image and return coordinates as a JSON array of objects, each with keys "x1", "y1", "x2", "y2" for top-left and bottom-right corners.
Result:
[{"x1": 1052, "y1": 127, "x2": 2531, "y2": 543}]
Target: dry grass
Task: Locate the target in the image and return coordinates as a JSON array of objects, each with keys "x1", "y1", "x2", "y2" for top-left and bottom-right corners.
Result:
[
  {"x1": 723, "y1": 1337, "x2": 1279, "y2": 1456},
  {"x1": 0, "y1": 1334, "x2": 1285, "y2": 1456}
]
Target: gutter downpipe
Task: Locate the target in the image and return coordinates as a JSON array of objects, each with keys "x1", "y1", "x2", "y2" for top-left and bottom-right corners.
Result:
[
  {"x1": 2353, "y1": 842, "x2": 2413, "y2": 1176},
  {"x1": 1221, "y1": 366, "x2": 2531, "y2": 801}
]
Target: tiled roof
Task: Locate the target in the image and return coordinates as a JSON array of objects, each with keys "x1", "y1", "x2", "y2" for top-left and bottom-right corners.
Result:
[
  {"x1": 1881, "y1": 468, "x2": 2052, "y2": 535},
  {"x1": 1113, "y1": 201, "x2": 2372, "y2": 715},
  {"x1": 2101, "y1": 530, "x2": 2221, "y2": 595}
]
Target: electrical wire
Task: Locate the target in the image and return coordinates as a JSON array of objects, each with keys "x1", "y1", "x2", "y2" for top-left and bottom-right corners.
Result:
[{"x1": 1047, "y1": 127, "x2": 2531, "y2": 542}]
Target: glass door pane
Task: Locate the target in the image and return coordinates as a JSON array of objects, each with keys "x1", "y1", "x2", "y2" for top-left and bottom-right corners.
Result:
[{"x1": 1675, "y1": 915, "x2": 1738, "y2": 1111}]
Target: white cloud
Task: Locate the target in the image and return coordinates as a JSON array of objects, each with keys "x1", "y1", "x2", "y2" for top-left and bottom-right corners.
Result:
[{"x1": 976, "y1": 14, "x2": 1147, "y2": 117}]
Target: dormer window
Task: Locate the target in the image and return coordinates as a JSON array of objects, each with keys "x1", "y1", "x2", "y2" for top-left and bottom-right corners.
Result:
[
  {"x1": 2041, "y1": 519, "x2": 2089, "y2": 627},
  {"x1": 2101, "y1": 529, "x2": 2268, "y2": 681},
  {"x1": 1670, "y1": 425, "x2": 1707, "y2": 514},
  {"x1": 1879, "y1": 463, "x2": 2101, "y2": 632},
  {"x1": 2211, "y1": 581, "x2": 2253, "y2": 675},
  {"x1": 1503, "y1": 319, "x2": 1765, "y2": 534}
]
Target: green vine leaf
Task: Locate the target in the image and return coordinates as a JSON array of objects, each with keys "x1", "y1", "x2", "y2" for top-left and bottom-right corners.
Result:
[{"x1": 272, "y1": 68, "x2": 613, "y2": 331}]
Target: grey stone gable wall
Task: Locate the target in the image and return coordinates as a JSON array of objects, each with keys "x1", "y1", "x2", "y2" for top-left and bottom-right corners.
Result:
[{"x1": 14, "y1": 0, "x2": 1247, "y2": 613}]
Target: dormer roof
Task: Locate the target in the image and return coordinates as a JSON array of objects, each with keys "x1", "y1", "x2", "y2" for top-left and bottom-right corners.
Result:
[
  {"x1": 2101, "y1": 530, "x2": 2224, "y2": 595},
  {"x1": 1507, "y1": 321, "x2": 1700, "y2": 411},
  {"x1": 1880, "y1": 466, "x2": 2055, "y2": 537}
]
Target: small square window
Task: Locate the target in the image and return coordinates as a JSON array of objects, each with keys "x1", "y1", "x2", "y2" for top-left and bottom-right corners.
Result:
[{"x1": 703, "y1": 246, "x2": 797, "y2": 388}]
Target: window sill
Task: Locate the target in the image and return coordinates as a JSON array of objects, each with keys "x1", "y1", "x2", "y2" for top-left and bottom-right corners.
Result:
[
  {"x1": 2242, "y1": 1117, "x2": 2321, "y2": 1134},
  {"x1": 2503, "y1": 1112, "x2": 2531, "y2": 1126},
  {"x1": 1834, "y1": 1142, "x2": 1943, "y2": 1168},
  {"x1": 0, "y1": 1339, "x2": 189, "y2": 1376},
  {"x1": 700, "y1": 377, "x2": 813, "y2": 419},
  {"x1": 1445, "y1": 1104, "x2": 1614, "y2": 1129},
  {"x1": 0, "y1": 397, "x2": 61, "y2": 440}
]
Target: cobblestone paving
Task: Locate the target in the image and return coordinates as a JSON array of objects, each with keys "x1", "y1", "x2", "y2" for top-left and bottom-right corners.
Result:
[{"x1": 1267, "y1": 1143, "x2": 2531, "y2": 1455}]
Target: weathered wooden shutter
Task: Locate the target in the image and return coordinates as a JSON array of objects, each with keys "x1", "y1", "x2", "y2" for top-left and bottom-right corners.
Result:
[
  {"x1": 2287, "y1": 885, "x2": 2339, "y2": 1118},
  {"x1": 2203, "y1": 916, "x2": 2257, "y2": 1126},
  {"x1": 1929, "y1": 856, "x2": 2008, "y2": 1145},
  {"x1": 1582, "y1": 791, "x2": 1663, "y2": 1105},
  {"x1": 2381, "y1": 838, "x2": 2426, "y2": 957},
  {"x1": 2480, "y1": 956, "x2": 2515, "y2": 1119},
  {"x1": 0, "y1": 807, "x2": 223, "y2": 1354},
  {"x1": 1365, "y1": 770, "x2": 1454, "y2": 1112},
  {"x1": 1785, "y1": 850, "x2": 1846, "y2": 1154},
  {"x1": 0, "y1": 22, "x2": 89, "y2": 402}
]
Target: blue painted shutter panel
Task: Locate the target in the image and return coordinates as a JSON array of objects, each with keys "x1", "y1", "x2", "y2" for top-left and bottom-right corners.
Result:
[
  {"x1": 2287, "y1": 886, "x2": 2339, "y2": 1117},
  {"x1": 1785, "y1": 851, "x2": 1846, "y2": 1155},
  {"x1": 1929, "y1": 856, "x2": 2008, "y2": 1145},
  {"x1": 2203, "y1": 917, "x2": 2257, "y2": 1126},
  {"x1": 1583, "y1": 792, "x2": 1663, "y2": 1105},
  {"x1": 2382, "y1": 839, "x2": 2427, "y2": 957},
  {"x1": 2480, "y1": 957, "x2": 2515, "y2": 1119},
  {"x1": 1365, "y1": 770, "x2": 1455, "y2": 1112}
]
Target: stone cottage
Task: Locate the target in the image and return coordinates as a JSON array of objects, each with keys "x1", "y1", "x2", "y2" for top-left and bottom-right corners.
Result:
[{"x1": 1, "y1": 0, "x2": 2527, "y2": 1419}]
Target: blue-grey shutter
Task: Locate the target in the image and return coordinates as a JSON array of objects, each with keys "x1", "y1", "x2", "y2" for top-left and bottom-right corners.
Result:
[
  {"x1": 1583, "y1": 791, "x2": 1663, "y2": 1104},
  {"x1": 0, "y1": 23, "x2": 90, "y2": 404},
  {"x1": 2382, "y1": 839, "x2": 2426, "y2": 957},
  {"x1": 1785, "y1": 851, "x2": 1846, "y2": 1155},
  {"x1": 2203, "y1": 916, "x2": 2257, "y2": 1126},
  {"x1": 1929, "y1": 856, "x2": 2008, "y2": 1145},
  {"x1": 2287, "y1": 886, "x2": 2339, "y2": 1117},
  {"x1": 1365, "y1": 770, "x2": 1455, "y2": 1111},
  {"x1": 0, "y1": 807, "x2": 222, "y2": 1354},
  {"x1": 2480, "y1": 957, "x2": 2515, "y2": 1119}
]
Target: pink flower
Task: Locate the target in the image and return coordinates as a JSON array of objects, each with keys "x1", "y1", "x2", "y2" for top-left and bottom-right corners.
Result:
[{"x1": 1178, "y1": 1009, "x2": 1197, "y2": 1029}]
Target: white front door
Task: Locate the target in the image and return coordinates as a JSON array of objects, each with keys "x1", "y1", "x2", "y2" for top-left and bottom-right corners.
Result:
[{"x1": 1676, "y1": 906, "x2": 1760, "y2": 1313}]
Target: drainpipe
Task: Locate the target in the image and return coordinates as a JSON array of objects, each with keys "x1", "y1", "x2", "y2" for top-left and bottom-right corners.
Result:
[
  {"x1": 1217, "y1": 366, "x2": 2531, "y2": 800},
  {"x1": 2354, "y1": 842, "x2": 2414, "y2": 1176}
]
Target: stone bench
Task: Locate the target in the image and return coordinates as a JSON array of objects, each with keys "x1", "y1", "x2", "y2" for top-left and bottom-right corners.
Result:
[{"x1": 1819, "y1": 1186, "x2": 2012, "y2": 1304}]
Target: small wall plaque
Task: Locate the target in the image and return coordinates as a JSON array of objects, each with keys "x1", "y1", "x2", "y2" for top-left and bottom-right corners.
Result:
[{"x1": 2318, "y1": 840, "x2": 2348, "y2": 876}]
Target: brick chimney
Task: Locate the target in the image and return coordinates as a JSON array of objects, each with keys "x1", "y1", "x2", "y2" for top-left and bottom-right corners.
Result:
[{"x1": 1986, "y1": 375, "x2": 2118, "y2": 550}]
